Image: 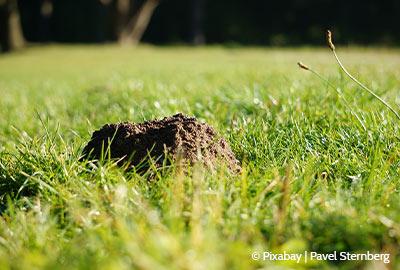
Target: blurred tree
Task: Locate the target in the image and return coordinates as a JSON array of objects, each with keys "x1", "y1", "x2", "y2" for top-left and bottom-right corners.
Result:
[
  {"x1": 191, "y1": 0, "x2": 205, "y2": 44},
  {"x1": 0, "y1": 0, "x2": 24, "y2": 52},
  {"x1": 8, "y1": 0, "x2": 24, "y2": 48},
  {"x1": 109, "y1": 0, "x2": 130, "y2": 39},
  {"x1": 8, "y1": 0, "x2": 400, "y2": 46},
  {"x1": 118, "y1": 0, "x2": 159, "y2": 45}
]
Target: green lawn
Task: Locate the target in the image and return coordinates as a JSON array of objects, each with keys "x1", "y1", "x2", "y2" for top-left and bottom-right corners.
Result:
[{"x1": 0, "y1": 45, "x2": 399, "y2": 269}]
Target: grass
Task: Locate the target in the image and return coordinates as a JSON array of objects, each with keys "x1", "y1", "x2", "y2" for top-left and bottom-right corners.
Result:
[{"x1": 0, "y1": 45, "x2": 400, "y2": 269}]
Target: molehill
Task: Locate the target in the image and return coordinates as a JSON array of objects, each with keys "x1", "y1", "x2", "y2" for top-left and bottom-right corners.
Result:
[{"x1": 81, "y1": 113, "x2": 241, "y2": 173}]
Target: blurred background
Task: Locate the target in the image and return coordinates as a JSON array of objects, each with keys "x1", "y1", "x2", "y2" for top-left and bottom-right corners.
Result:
[{"x1": 1, "y1": 0, "x2": 399, "y2": 53}]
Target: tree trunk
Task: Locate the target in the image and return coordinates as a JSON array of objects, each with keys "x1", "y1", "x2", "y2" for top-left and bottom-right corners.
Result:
[
  {"x1": 191, "y1": 0, "x2": 205, "y2": 45},
  {"x1": 0, "y1": 0, "x2": 24, "y2": 52},
  {"x1": 9, "y1": 0, "x2": 25, "y2": 49},
  {"x1": 119, "y1": 0, "x2": 159, "y2": 45},
  {"x1": 109, "y1": 0, "x2": 130, "y2": 40}
]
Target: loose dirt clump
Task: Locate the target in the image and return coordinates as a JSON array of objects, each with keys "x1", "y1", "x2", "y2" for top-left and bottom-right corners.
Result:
[{"x1": 81, "y1": 113, "x2": 241, "y2": 173}]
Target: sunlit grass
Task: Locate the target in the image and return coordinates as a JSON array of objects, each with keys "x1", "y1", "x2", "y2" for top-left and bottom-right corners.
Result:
[{"x1": 0, "y1": 45, "x2": 400, "y2": 269}]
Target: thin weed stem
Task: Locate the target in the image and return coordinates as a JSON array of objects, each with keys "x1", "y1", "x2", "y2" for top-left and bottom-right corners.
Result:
[
  {"x1": 297, "y1": 62, "x2": 367, "y2": 130},
  {"x1": 326, "y1": 30, "x2": 400, "y2": 120}
]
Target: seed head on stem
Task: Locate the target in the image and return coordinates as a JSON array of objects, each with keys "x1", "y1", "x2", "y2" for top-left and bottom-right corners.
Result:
[
  {"x1": 326, "y1": 30, "x2": 335, "y2": 51},
  {"x1": 297, "y1": 62, "x2": 309, "y2": 71}
]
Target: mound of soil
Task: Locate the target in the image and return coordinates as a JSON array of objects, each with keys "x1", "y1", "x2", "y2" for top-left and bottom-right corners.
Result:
[{"x1": 81, "y1": 113, "x2": 241, "y2": 173}]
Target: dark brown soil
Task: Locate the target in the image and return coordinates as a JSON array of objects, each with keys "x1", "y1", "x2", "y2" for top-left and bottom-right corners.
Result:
[{"x1": 81, "y1": 113, "x2": 241, "y2": 173}]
